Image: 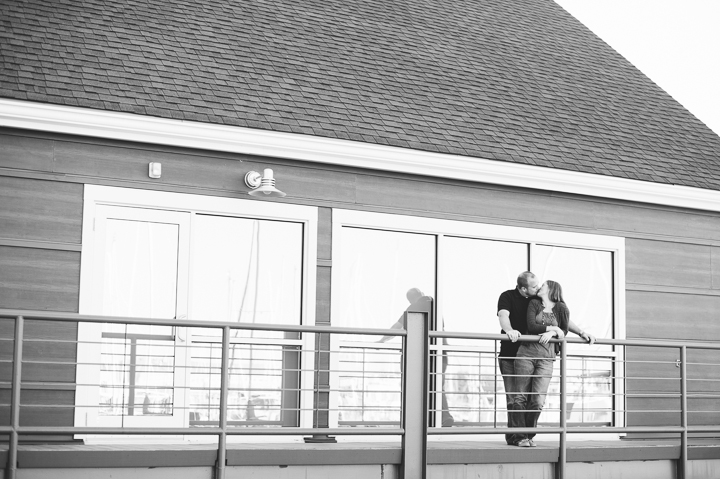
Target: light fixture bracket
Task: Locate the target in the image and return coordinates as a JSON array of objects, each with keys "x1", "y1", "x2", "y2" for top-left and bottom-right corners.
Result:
[{"x1": 244, "y1": 170, "x2": 263, "y2": 189}]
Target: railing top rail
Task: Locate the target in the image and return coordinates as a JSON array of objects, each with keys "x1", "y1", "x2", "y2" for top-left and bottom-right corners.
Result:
[
  {"x1": 0, "y1": 309, "x2": 406, "y2": 337},
  {"x1": 428, "y1": 331, "x2": 720, "y2": 350},
  {"x1": 2, "y1": 309, "x2": 716, "y2": 349}
]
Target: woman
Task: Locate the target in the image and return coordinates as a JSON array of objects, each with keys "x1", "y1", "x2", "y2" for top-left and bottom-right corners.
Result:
[{"x1": 510, "y1": 280, "x2": 568, "y2": 447}]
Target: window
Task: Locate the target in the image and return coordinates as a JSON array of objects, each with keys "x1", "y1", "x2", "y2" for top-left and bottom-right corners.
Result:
[
  {"x1": 330, "y1": 210, "x2": 625, "y2": 428},
  {"x1": 76, "y1": 186, "x2": 317, "y2": 435}
]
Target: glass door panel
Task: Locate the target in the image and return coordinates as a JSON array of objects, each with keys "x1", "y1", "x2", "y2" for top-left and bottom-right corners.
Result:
[
  {"x1": 440, "y1": 237, "x2": 528, "y2": 426},
  {"x1": 442, "y1": 237, "x2": 528, "y2": 339},
  {"x1": 533, "y1": 245, "x2": 613, "y2": 353},
  {"x1": 533, "y1": 245, "x2": 615, "y2": 426},
  {"x1": 90, "y1": 206, "x2": 190, "y2": 428},
  {"x1": 333, "y1": 227, "x2": 435, "y2": 425},
  {"x1": 188, "y1": 214, "x2": 304, "y2": 426}
]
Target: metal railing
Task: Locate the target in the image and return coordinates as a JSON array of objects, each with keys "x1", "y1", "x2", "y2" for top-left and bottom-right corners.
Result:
[{"x1": 1, "y1": 309, "x2": 719, "y2": 479}]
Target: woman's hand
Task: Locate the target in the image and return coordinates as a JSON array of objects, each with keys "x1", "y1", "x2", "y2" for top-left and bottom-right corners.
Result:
[
  {"x1": 553, "y1": 327, "x2": 565, "y2": 340},
  {"x1": 539, "y1": 331, "x2": 555, "y2": 344}
]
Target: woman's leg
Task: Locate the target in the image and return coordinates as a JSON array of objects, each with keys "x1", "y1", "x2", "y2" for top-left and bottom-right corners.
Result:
[
  {"x1": 511, "y1": 356, "x2": 535, "y2": 444},
  {"x1": 526, "y1": 358, "x2": 554, "y2": 440}
]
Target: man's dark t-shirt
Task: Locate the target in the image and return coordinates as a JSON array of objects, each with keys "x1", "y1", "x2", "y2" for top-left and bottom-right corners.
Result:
[{"x1": 497, "y1": 288, "x2": 531, "y2": 358}]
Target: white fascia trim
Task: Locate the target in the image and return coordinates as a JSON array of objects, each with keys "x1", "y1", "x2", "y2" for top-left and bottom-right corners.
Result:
[{"x1": 2, "y1": 98, "x2": 720, "y2": 212}]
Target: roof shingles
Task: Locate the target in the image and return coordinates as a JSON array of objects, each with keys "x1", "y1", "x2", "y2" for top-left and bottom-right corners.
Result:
[{"x1": 1, "y1": 0, "x2": 719, "y2": 189}]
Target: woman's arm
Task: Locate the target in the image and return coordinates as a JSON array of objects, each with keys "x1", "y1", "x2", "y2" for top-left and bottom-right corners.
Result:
[{"x1": 568, "y1": 319, "x2": 595, "y2": 344}]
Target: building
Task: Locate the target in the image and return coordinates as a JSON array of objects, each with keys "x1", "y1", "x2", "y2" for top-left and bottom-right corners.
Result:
[{"x1": 0, "y1": 0, "x2": 719, "y2": 477}]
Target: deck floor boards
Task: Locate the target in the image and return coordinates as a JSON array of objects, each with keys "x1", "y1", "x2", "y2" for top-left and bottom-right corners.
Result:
[{"x1": 3, "y1": 438, "x2": 718, "y2": 468}]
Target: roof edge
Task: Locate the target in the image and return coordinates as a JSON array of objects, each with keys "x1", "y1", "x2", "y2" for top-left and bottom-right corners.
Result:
[{"x1": 1, "y1": 99, "x2": 719, "y2": 213}]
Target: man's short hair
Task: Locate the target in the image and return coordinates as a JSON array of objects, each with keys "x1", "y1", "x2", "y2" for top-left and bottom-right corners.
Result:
[{"x1": 516, "y1": 271, "x2": 536, "y2": 289}]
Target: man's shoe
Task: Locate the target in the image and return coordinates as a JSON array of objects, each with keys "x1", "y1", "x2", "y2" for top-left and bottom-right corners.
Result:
[
  {"x1": 516, "y1": 438, "x2": 532, "y2": 447},
  {"x1": 528, "y1": 439, "x2": 537, "y2": 447}
]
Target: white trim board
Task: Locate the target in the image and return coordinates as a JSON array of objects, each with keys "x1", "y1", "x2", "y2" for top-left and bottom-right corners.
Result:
[{"x1": 2, "y1": 98, "x2": 720, "y2": 213}]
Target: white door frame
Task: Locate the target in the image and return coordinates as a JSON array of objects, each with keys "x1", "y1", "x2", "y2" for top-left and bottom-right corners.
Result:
[{"x1": 77, "y1": 185, "x2": 318, "y2": 437}]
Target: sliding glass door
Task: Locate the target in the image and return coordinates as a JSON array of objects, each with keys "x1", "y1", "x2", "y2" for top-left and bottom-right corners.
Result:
[
  {"x1": 77, "y1": 186, "x2": 317, "y2": 433},
  {"x1": 331, "y1": 210, "x2": 624, "y2": 428}
]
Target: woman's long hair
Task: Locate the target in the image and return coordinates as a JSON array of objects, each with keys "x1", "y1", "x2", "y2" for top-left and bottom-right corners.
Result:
[{"x1": 547, "y1": 280, "x2": 565, "y2": 305}]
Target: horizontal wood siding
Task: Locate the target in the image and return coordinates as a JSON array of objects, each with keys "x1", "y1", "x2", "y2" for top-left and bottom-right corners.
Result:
[
  {"x1": 626, "y1": 239, "x2": 714, "y2": 290},
  {"x1": 0, "y1": 318, "x2": 77, "y2": 442},
  {"x1": 0, "y1": 133, "x2": 55, "y2": 172},
  {"x1": 626, "y1": 291, "x2": 720, "y2": 341},
  {"x1": 0, "y1": 246, "x2": 81, "y2": 312},
  {"x1": 0, "y1": 389, "x2": 76, "y2": 427},
  {"x1": 625, "y1": 346, "x2": 719, "y2": 427},
  {"x1": 0, "y1": 176, "x2": 83, "y2": 245},
  {"x1": 2, "y1": 127, "x2": 720, "y2": 435}
]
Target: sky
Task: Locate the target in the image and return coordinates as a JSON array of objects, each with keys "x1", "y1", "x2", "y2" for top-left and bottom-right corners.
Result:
[{"x1": 554, "y1": 0, "x2": 720, "y2": 136}]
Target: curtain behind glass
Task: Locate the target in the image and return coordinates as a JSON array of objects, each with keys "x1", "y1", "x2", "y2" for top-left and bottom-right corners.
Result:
[
  {"x1": 442, "y1": 237, "x2": 528, "y2": 342},
  {"x1": 190, "y1": 215, "x2": 303, "y2": 339},
  {"x1": 533, "y1": 245, "x2": 613, "y2": 353}
]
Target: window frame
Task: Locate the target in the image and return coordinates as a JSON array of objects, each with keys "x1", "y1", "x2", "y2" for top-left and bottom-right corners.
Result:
[
  {"x1": 77, "y1": 185, "x2": 318, "y2": 438},
  {"x1": 330, "y1": 209, "x2": 626, "y2": 429}
]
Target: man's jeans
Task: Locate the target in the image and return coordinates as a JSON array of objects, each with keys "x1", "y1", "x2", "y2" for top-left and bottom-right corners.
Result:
[
  {"x1": 510, "y1": 352, "x2": 554, "y2": 444},
  {"x1": 498, "y1": 358, "x2": 517, "y2": 445}
]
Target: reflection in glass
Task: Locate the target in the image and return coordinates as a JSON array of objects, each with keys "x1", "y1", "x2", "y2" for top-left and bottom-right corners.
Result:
[
  {"x1": 335, "y1": 227, "x2": 435, "y2": 334},
  {"x1": 542, "y1": 357, "x2": 613, "y2": 425},
  {"x1": 100, "y1": 337, "x2": 175, "y2": 417},
  {"x1": 432, "y1": 348, "x2": 613, "y2": 426},
  {"x1": 189, "y1": 342, "x2": 300, "y2": 426},
  {"x1": 190, "y1": 215, "x2": 303, "y2": 339},
  {"x1": 432, "y1": 350, "x2": 499, "y2": 425},
  {"x1": 99, "y1": 219, "x2": 179, "y2": 417},
  {"x1": 338, "y1": 346, "x2": 402, "y2": 425},
  {"x1": 533, "y1": 246, "x2": 613, "y2": 353},
  {"x1": 442, "y1": 237, "x2": 528, "y2": 338}
]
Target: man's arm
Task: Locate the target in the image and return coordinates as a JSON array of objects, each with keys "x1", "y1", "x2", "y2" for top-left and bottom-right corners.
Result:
[
  {"x1": 378, "y1": 317, "x2": 404, "y2": 343},
  {"x1": 498, "y1": 309, "x2": 520, "y2": 342},
  {"x1": 567, "y1": 319, "x2": 595, "y2": 345}
]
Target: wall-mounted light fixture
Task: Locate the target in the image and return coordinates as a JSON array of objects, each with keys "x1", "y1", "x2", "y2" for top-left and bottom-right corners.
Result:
[{"x1": 244, "y1": 168, "x2": 286, "y2": 197}]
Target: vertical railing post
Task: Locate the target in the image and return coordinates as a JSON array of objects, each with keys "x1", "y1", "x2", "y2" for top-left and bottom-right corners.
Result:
[
  {"x1": 493, "y1": 340, "x2": 498, "y2": 429},
  {"x1": 6, "y1": 315, "x2": 24, "y2": 479},
  {"x1": 216, "y1": 326, "x2": 230, "y2": 479},
  {"x1": 556, "y1": 338, "x2": 567, "y2": 479},
  {"x1": 401, "y1": 311, "x2": 428, "y2": 479},
  {"x1": 678, "y1": 346, "x2": 688, "y2": 479}
]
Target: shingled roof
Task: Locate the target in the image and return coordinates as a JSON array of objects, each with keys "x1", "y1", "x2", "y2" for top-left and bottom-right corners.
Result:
[{"x1": 2, "y1": 0, "x2": 720, "y2": 190}]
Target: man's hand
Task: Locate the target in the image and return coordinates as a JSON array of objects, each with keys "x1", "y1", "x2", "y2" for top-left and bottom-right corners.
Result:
[
  {"x1": 505, "y1": 329, "x2": 520, "y2": 342},
  {"x1": 580, "y1": 331, "x2": 596, "y2": 345}
]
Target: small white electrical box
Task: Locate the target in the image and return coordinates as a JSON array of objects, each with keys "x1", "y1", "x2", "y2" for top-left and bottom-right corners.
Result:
[{"x1": 148, "y1": 162, "x2": 162, "y2": 179}]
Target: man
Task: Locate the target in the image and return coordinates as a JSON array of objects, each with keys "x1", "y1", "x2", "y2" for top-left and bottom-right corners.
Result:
[{"x1": 497, "y1": 272, "x2": 594, "y2": 445}]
